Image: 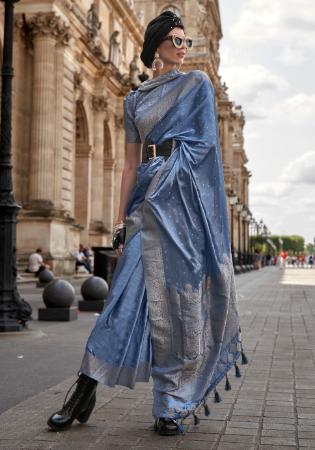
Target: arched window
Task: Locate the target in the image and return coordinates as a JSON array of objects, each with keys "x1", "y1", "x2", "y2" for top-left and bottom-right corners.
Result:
[{"x1": 160, "y1": 5, "x2": 182, "y2": 17}]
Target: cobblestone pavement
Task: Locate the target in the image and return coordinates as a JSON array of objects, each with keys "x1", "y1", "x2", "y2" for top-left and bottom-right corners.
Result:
[{"x1": 1, "y1": 267, "x2": 315, "y2": 450}]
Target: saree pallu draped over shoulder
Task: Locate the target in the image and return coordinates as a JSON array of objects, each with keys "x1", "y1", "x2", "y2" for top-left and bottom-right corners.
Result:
[{"x1": 80, "y1": 70, "x2": 246, "y2": 420}]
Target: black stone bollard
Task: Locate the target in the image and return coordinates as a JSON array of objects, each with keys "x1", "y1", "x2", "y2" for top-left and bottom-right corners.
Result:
[
  {"x1": 38, "y1": 279, "x2": 77, "y2": 321},
  {"x1": 36, "y1": 269, "x2": 54, "y2": 288},
  {"x1": 79, "y1": 276, "x2": 109, "y2": 313}
]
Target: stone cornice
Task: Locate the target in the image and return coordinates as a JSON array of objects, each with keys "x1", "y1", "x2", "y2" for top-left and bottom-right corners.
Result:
[
  {"x1": 111, "y1": 0, "x2": 144, "y2": 45},
  {"x1": 99, "y1": 61, "x2": 131, "y2": 95},
  {"x1": 197, "y1": 1, "x2": 222, "y2": 39},
  {"x1": 61, "y1": 0, "x2": 143, "y2": 47},
  {"x1": 212, "y1": 0, "x2": 223, "y2": 38},
  {"x1": 62, "y1": 0, "x2": 87, "y2": 28},
  {"x1": 18, "y1": 12, "x2": 70, "y2": 45}
]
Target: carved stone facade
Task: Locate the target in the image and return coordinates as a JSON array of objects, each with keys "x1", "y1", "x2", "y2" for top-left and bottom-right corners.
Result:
[{"x1": 0, "y1": 0, "x2": 249, "y2": 274}]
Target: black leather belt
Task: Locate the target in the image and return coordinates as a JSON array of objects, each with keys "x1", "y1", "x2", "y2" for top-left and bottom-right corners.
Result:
[{"x1": 142, "y1": 138, "x2": 177, "y2": 163}]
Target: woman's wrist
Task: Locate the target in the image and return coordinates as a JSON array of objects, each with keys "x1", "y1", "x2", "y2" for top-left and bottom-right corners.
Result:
[
  {"x1": 114, "y1": 218, "x2": 125, "y2": 225},
  {"x1": 113, "y1": 219, "x2": 126, "y2": 232}
]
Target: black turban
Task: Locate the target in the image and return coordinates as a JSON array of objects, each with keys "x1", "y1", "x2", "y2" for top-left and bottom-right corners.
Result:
[{"x1": 140, "y1": 10, "x2": 185, "y2": 69}]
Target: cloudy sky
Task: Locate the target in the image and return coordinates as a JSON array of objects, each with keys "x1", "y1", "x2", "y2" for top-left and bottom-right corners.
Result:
[{"x1": 219, "y1": 0, "x2": 315, "y2": 244}]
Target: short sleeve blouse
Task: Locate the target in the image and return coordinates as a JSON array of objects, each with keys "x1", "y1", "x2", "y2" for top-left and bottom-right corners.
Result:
[{"x1": 123, "y1": 90, "x2": 141, "y2": 144}]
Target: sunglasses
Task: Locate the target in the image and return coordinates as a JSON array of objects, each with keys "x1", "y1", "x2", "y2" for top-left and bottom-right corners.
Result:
[{"x1": 162, "y1": 35, "x2": 193, "y2": 49}]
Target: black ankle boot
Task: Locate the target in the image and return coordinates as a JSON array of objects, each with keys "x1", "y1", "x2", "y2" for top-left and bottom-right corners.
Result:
[
  {"x1": 154, "y1": 417, "x2": 184, "y2": 435},
  {"x1": 47, "y1": 373, "x2": 97, "y2": 431}
]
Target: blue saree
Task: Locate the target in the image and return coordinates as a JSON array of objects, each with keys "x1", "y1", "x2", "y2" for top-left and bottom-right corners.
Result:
[{"x1": 80, "y1": 69, "x2": 245, "y2": 420}]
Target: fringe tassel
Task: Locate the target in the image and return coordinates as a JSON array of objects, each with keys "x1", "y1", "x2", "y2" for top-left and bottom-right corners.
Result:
[
  {"x1": 241, "y1": 350, "x2": 248, "y2": 365},
  {"x1": 214, "y1": 388, "x2": 221, "y2": 403},
  {"x1": 235, "y1": 363, "x2": 241, "y2": 378},
  {"x1": 193, "y1": 412, "x2": 200, "y2": 425},
  {"x1": 225, "y1": 374, "x2": 231, "y2": 391},
  {"x1": 203, "y1": 402, "x2": 210, "y2": 416},
  {"x1": 239, "y1": 325, "x2": 249, "y2": 365}
]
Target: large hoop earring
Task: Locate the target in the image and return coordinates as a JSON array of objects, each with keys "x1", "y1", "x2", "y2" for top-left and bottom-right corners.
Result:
[{"x1": 152, "y1": 52, "x2": 164, "y2": 71}]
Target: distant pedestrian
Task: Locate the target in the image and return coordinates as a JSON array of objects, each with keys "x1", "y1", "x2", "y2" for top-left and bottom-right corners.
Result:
[
  {"x1": 254, "y1": 249, "x2": 262, "y2": 270},
  {"x1": 75, "y1": 244, "x2": 92, "y2": 274},
  {"x1": 309, "y1": 255, "x2": 314, "y2": 268},
  {"x1": 279, "y1": 250, "x2": 287, "y2": 269}
]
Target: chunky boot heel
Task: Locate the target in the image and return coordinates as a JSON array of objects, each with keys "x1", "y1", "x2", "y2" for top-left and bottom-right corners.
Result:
[
  {"x1": 77, "y1": 392, "x2": 96, "y2": 423},
  {"x1": 154, "y1": 417, "x2": 184, "y2": 435},
  {"x1": 47, "y1": 373, "x2": 97, "y2": 431}
]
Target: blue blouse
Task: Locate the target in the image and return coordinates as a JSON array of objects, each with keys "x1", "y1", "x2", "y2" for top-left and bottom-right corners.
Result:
[{"x1": 123, "y1": 68, "x2": 187, "y2": 144}]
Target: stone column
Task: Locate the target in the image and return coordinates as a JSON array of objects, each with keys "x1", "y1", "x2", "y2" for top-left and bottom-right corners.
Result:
[
  {"x1": 222, "y1": 111, "x2": 233, "y2": 168},
  {"x1": 90, "y1": 95, "x2": 108, "y2": 231},
  {"x1": 28, "y1": 13, "x2": 69, "y2": 207},
  {"x1": 103, "y1": 157, "x2": 116, "y2": 232},
  {"x1": 113, "y1": 114, "x2": 124, "y2": 222},
  {"x1": 54, "y1": 37, "x2": 68, "y2": 209},
  {"x1": 75, "y1": 143, "x2": 93, "y2": 243}
]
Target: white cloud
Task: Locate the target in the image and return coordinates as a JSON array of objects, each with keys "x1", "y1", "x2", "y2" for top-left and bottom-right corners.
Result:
[
  {"x1": 223, "y1": 64, "x2": 288, "y2": 102},
  {"x1": 231, "y1": 0, "x2": 281, "y2": 41},
  {"x1": 220, "y1": 64, "x2": 289, "y2": 121},
  {"x1": 229, "y1": 0, "x2": 315, "y2": 66},
  {"x1": 220, "y1": 0, "x2": 315, "y2": 242},
  {"x1": 280, "y1": 47, "x2": 307, "y2": 66},
  {"x1": 243, "y1": 92, "x2": 315, "y2": 126},
  {"x1": 250, "y1": 183, "x2": 315, "y2": 241},
  {"x1": 275, "y1": 94, "x2": 315, "y2": 124},
  {"x1": 250, "y1": 151, "x2": 315, "y2": 200},
  {"x1": 281, "y1": 151, "x2": 315, "y2": 184},
  {"x1": 249, "y1": 152, "x2": 315, "y2": 240}
]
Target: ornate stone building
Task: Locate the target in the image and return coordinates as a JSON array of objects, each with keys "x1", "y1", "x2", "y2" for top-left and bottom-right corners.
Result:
[{"x1": 0, "y1": 0, "x2": 250, "y2": 274}]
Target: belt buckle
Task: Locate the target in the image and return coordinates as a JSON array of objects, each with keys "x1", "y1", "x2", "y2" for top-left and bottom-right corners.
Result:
[{"x1": 147, "y1": 144, "x2": 156, "y2": 160}]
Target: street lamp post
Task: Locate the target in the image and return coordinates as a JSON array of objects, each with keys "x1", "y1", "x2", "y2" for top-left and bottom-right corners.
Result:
[
  {"x1": 0, "y1": 0, "x2": 26, "y2": 331},
  {"x1": 241, "y1": 209, "x2": 248, "y2": 266},
  {"x1": 258, "y1": 220, "x2": 265, "y2": 266},
  {"x1": 236, "y1": 199, "x2": 243, "y2": 267},
  {"x1": 249, "y1": 218, "x2": 255, "y2": 254},
  {"x1": 246, "y1": 212, "x2": 252, "y2": 266},
  {"x1": 228, "y1": 191, "x2": 237, "y2": 266},
  {"x1": 255, "y1": 220, "x2": 259, "y2": 243}
]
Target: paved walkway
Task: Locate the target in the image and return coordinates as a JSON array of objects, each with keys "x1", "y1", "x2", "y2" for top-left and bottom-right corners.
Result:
[{"x1": 1, "y1": 268, "x2": 315, "y2": 450}]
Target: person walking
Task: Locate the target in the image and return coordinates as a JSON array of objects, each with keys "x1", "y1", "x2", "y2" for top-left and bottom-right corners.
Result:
[{"x1": 47, "y1": 10, "x2": 247, "y2": 436}]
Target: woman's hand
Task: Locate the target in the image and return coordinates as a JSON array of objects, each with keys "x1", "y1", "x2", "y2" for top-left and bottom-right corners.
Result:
[
  {"x1": 112, "y1": 222, "x2": 126, "y2": 257},
  {"x1": 114, "y1": 141, "x2": 141, "y2": 257}
]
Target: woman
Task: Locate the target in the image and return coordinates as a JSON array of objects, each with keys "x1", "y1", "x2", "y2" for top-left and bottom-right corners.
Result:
[{"x1": 47, "y1": 10, "x2": 247, "y2": 436}]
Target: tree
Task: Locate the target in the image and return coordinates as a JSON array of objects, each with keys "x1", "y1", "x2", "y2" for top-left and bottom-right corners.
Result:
[
  {"x1": 305, "y1": 243, "x2": 315, "y2": 254},
  {"x1": 251, "y1": 234, "x2": 305, "y2": 255},
  {"x1": 281, "y1": 235, "x2": 304, "y2": 254}
]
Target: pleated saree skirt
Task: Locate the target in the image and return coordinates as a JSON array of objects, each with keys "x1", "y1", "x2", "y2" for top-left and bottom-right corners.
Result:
[{"x1": 80, "y1": 154, "x2": 243, "y2": 420}]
